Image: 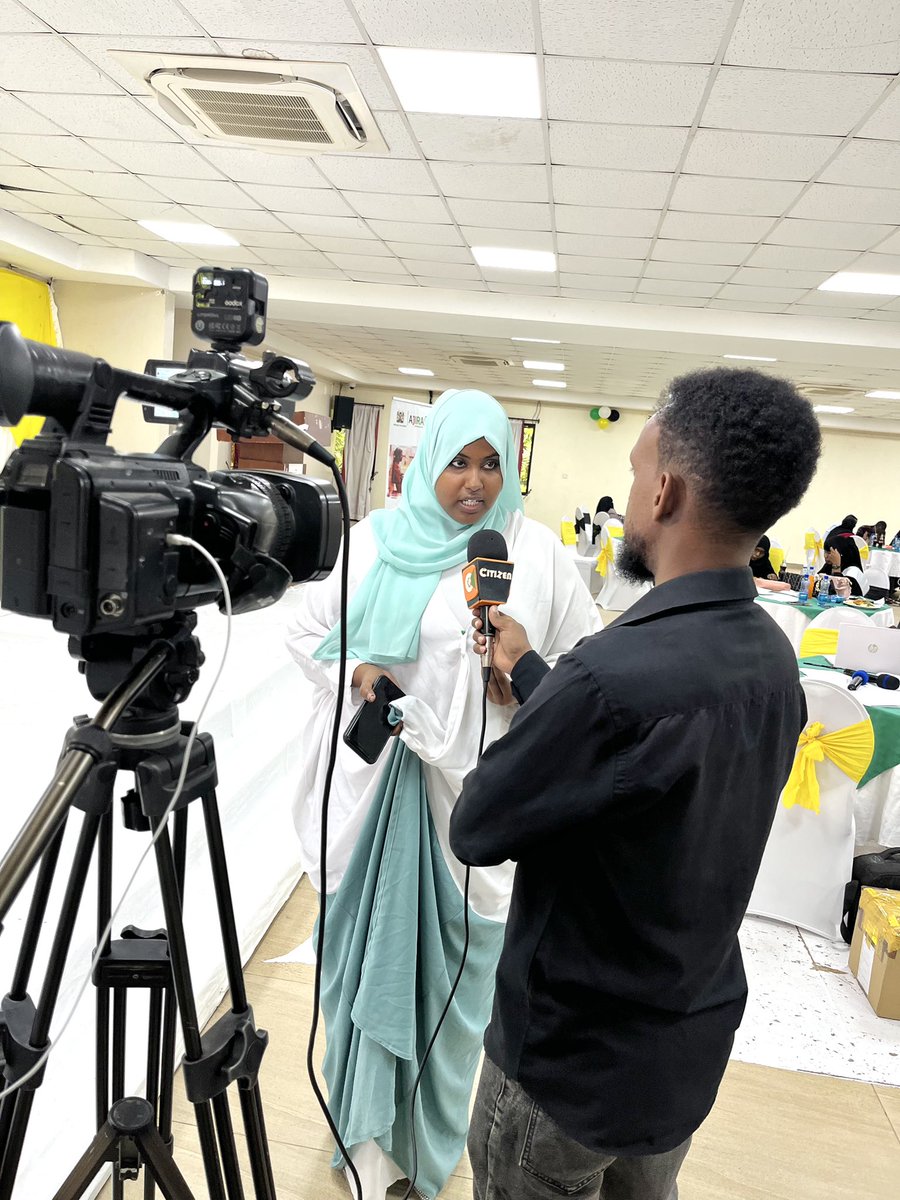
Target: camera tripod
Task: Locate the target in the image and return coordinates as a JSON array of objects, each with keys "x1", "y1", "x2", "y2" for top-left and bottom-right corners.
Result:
[{"x1": 0, "y1": 615, "x2": 276, "y2": 1199}]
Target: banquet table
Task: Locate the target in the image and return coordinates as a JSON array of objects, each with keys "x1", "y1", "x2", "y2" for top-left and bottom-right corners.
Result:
[
  {"x1": 0, "y1": 586, "x2": 312, "y2": 1199},
  {"x1": 868, "y1": 548, "x2": 900, "y2": 577},
  {"x1": 755, "y1": 594, "x2": 895, "y2": 654},
  {"x1": 799, "y1": 663, "x2": 900, "y2": 847}
]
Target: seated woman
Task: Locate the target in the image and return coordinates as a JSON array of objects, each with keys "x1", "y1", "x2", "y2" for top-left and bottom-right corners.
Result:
[
  {"x1": 874, "y1": 520, "x2": 887, "y2": 549},
  {"x1": 750, "y1": 534, "x2": 778, "y2": 580},
  {"x1": 856, "y1": 524, "x2": 875, "y2": 546},
  {"x1": 819, "y1": 535, "x2": 869, "y2": 597}
]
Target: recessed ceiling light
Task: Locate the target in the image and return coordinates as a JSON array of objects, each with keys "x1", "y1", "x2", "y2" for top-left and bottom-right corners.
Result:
[
  {"x1": 722, "y1": 354, "x2": 777, "y2": 363},
  {"x1": 533, "y1": 379, "x2": 567, "y2": 389},
  {"x1": 522, "y1": 359, "x2": 564, "y2": 371},
  {"x1": 378, "y1": 47, "x2": 541, "y2": 119},
  {"x1": 138, "y1": 219, "x2": 239, "y2": 246},
  {"x1": 866, "y1": 389, "x2": 900, "y2": 400},
  {"x1": 398, "y1": 367, "x2": 434, "y2": 376},
  {"x1": 512, "y1": 336, "x2": 561, "y2": 344},
  {"x1": 813, "y1": 404, "x2": 855, "y2": 414},
  {"x1": 819, "y1": 271, "x2": 900, "y2": 295},
  {"x1": 472, "y1": 246, "x2": 556, "y2": 272}
]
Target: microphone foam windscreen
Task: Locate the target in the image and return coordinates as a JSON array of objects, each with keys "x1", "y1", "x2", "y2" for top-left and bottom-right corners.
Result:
[{"x1": 467, "y1": 529, "x2": 508, "y2": 561}]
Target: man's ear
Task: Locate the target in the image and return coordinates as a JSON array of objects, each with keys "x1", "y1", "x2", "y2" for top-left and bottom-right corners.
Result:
[{"x1": 653, "y1": 471, "x2": 685, "y2": 523}]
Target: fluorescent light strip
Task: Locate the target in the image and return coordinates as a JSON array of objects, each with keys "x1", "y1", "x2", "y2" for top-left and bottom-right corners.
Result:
[
  {"x1": 813, "y1": 405, "x2": 855, "y2": 414},
  {"x1": 533, "y1": 379, "x2": 566, "y2": 389},
  {"x1": 722, "y1": 354, "x2": 777, "y2": 363},
  {"x1": 472, "y1": 246, "x2": 556, "y2": 272},
  {"x1": 866, "y1": 390, "x2": 900, "y2": 400},
  {"x1": 522, "y1": 359, "x2": 564, "y2": 371},
  {"x1": 398, "y1": 367, "x2": 434, "y2": 376},
  {"x1": 378, "y1": 47, "x2": 541, "y2": 119},
  {"x1": 819, "y1": 271, "x2": 900, "y2": 295},
  {"x1": 512, "y1": 336, "x2": 561, "y2": 344},
  {"x1": 138, "y1": 219, "x2": 239, "y2": 246}
]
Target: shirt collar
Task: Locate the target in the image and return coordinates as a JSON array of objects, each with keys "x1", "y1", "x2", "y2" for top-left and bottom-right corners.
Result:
[{"x1": 614, "y1": 568, "x2": 758, "y2": 627}]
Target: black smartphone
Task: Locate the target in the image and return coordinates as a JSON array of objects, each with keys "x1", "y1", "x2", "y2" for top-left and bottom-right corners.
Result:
[{"x1": 343, "y1": 675, "x2": 406, "y2": 764}]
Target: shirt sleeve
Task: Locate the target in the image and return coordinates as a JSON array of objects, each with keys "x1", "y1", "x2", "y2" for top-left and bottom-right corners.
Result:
[
  {"x1": 450, "y1": 652, "x2": 618, "y2": 866},
  {"x1": 510, "y1": 649, "x2": 551, "y2": 705}
]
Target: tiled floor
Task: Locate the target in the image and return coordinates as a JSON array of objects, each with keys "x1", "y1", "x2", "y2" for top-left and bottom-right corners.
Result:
[{"x1": 99, "y1": 877, "x2": 900, "y2": 1199}]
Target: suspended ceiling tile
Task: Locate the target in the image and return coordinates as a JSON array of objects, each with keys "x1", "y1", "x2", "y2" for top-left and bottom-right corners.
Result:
[
  {"x1": 560, "y1": 272, "x2": 638, "y2": 291},
  {"x1": 725, "y1": 0, "x2": 900, "y2": 73},
  {"x1": 552, "y1": 166, "x2": 672, "y2": 210},
  {"x1": 222, "y1": 229, "x2": 313, "y2": 250},
  {"x1": 22, "y1": 93, "x2": 180, "y2": 140},
  {"x1": 21, "y1": 190, "x2": 122, "y2": 218},
  {"x1": 185, "y1": 205, "x2": 294, "y2": 231},
  {"x1": 365, "y1": 218, "x2": 463, "y2": 243},
  {"x1": 789, "y1": 183, "x2": 900, "y2": 225},
  {"x1": 304, "y1": 235, "x2": 392, "y2": 256},
  {"x1": 400, "y1": 259, "x2": 481, "y2": 279},
  {"x1": 446, "y1": 197, "x2": 550, "y2": 230},
  {"x1": 635, "y1": 277, "x2": 720, "y2": 298},
  {"x1": 0, "y1": 162, "x2": 77, "y2": 192},
  {"x1": 69, "y1": 36, "x2": 218, "y2": 93},
  {"x1": 0, "y1": 90, "x2": 64, "y2": 134},
  {"x1": 327, "y1": 252, "x2": 410, "y2": 273},
  {"x1": 239, "y1": 183, "x2": 353, "y2": 216},
  {"x1": 549, "y1": 122, "x2": 689, "y2": 173},
  {"x1": 870, "y1": 229, "x2": 900, "y2": 254},
  {"x1": 556, "y1": 232, "x2": 652, "y2": 258},
  {"x1": 557, "y1": 255, "x2": 642, "y2": 277},
  {"x1": 766, "y1": 216, "x2": 893, "y2": 249},
  {"x1": 480, "y1": 267, "x2": 559, "y2": 285},
  {"x1": 23, "y1": 0, "x2": 203, "y2": 35},
  {"x1": 415, "y1": 277, "x2": 489, "y2": 291},
  {"x1": 0, "y1": 34, "x2": 119, "y2": 94},
  {"x1": 64, "y1": 215, "x2": 141, "y2": 236},
  {"x1": 703, "y1": 67, "x2": 888, "y2": 136},
  {"x1": 706, "y1": 299, "x2": 790, "y2": 313},
  {"x1": 316, "y1": 156, "x2": 437, "y2": 195},
  {"x1": 659, "y1": 211, "x2": 773, "y2": 242},
  {"x1": 430, "y1": 162, "x2": 548, "y2": 202},
  {"x1": 214, "y1": 42, "x2": 396, "y2": 110},
  {"x1": 729, "y1": 266, "x2": 831, "y2": 290},
  {"x1": 541, "y1": 0, "x2": 733, "y2": 63},
  {"x1": 821, "y1": 138, "x2": 900, "y2": 188},
  {"x1": 180, "y1": 0, "x2": 362, "y2": 41},
  {"x1": 633, "y1": 293, "x2": 710, "y2": 307},
  {"x1": 746, "y1": 244, "x2": 860, "y2": 271},
  {"x1": 716, "y1": 283, "x2": 816, "y2": 303},
  {"x1": 457, "y1": 225, "x2": 554, "y2": 251},
  {"x1": 857, "y1": 86, "x2": 900, "y2": 141},
  {"x1": 347, "y1": 271, "x2": 418, "y2": 284},
  {"x1": 0, "y1": 133, "x2": 117, "y2": 172},
  {"x1": 83, "y1": 138, "x2": 222, "y2": 179},
  {"x1": 49, "y1": 168, "x2": 168, "y2": 200},
  {"x1": 651, "y1": 239, "x2": 756, "y2": 265},
  {"x1": 681, "y1": 129, "x2": 840, "y2": 182},
  {"x1": 101, "y1": 198, "x2": 188, "y2": 220},
  {"x1": 0, "y1": 191, "x2": 39, "y2": 212},
  {"x1": 789, "y1": 287, "x2": 877, "y2": 307},
  {"x1": 141, "y1": 177, "x2": 259, "y2": 208},
  {"x1": 196, "y1": 146, "x2": 326, "y2": 188},
  {"x1": 670, "y1": 175, "x2": 804, "y2": 217},
  {"x1": 0, "y1": 0, "x2": 46, "y2": 31},
  {"x1": 408, "y1": 114, "x2": 545, "y2": 163},
  {"x1": 354, "y1": 0, "x2": 535, "y2": 51},
  {"x1": 346, "y1": 191, "x2": 448, "y2": 222},
  {"x1": 544, "y1": 58, "x2": 708, "y2": 125},
  {"x1": 555, "y1": 208, "x2": 659, "y2": 238},
  {"x1": 788, "y1": 303, "x2": 882, "y2": 320},
  {"x1": 262, "y1": 248, "x2": 333, "y2": 268},
  {"x1": 385, "y1": 241, "x2": 473, "y2": 262},
  {"x1": 643, "y1": 260, "x2": 735, "y2": 283},
  {"x1": 278, "y1": 212, "x2": 380, "y2": 238},
  {"x1": 175, "y1": 243, "x2": 263, "y2": 264}
]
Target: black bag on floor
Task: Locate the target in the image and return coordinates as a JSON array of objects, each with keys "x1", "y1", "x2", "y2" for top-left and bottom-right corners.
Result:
[{"x1": 841, "y1": 848, "x2": 900, "y2": 943}]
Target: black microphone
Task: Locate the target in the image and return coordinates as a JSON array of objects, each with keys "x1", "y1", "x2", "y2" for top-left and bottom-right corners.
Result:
[
  {"x1": 845, "y1": 669, "x2": 900, "y2": 691},
  {"x1": 462, "y1": 530, "x2": 514, "y2": 680}
]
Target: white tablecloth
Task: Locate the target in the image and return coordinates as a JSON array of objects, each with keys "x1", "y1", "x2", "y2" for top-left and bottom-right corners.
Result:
[
  {"x1": 0, "y1": 588, "x2": 311, "y2": 1199},
  {"x1": 755, "y1": 595, "x2": 895, "y2": 654},
  {"x1": 800, "y1": 666, "x2": 900, "y2": 847},
  {"x1": 868, "y1": 548, "x2": 900, "y2": 576}
]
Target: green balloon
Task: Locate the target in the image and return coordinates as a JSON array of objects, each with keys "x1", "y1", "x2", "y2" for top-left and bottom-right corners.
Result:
[{"x1": 589, "y1": 407, "x2": 600, "y2": 421}]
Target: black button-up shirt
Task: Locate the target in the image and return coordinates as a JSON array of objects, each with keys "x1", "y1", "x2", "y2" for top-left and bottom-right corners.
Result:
[{"x1": 450, "y1": 568, "x2": 805, "y2": 1156}]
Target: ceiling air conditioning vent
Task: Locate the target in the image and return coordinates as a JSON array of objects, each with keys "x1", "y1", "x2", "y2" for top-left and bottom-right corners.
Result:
[
  {"x1": 111, "y1": 52, "x2": 388, "y2": 154},
  {"x1": 450, "y1": 355, "x2": 514, "y2": 368}
]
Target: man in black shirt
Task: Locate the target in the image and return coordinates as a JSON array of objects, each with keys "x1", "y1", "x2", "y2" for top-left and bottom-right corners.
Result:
[{"x1": 450, "y1": 368, "x2": 822, "y2": 1200}]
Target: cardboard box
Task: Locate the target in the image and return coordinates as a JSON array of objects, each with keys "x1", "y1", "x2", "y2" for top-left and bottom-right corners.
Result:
[{"x1": 849, "y1": 887, "x2": 900, "y2": 1019}]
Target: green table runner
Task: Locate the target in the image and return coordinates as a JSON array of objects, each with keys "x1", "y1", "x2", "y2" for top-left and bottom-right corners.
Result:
[{"x1": 758, "y1": 597, "x2": 885, "y2": 619}]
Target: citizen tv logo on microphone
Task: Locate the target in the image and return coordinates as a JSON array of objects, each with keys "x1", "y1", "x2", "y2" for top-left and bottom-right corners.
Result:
[{"x1": 462, "y1": 559, "x2": 514, "y2": 607}]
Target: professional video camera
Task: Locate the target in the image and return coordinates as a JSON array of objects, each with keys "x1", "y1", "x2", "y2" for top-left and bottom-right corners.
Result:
[{"x1": 0, "y1": 266, "x2": 340, "y2": 648}]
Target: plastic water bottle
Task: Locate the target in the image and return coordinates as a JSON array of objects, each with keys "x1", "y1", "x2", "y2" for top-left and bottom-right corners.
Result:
[
  {"x1": 819, "y1": 576, "x2": 831, "y2": 604},
  {"x1": 800, "y1": 567, "x2": 811, "y2": 601}
]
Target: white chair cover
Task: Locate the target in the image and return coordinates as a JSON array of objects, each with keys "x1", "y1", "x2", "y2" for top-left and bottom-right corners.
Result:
[
  {"x1": 805, "y1": 527, "x2": 825, "y2": 571},
  {"x1": 574, "y1": 506, "x2": 593, "y2": 556},
  {"x1": 805, "y1": 606, "x2": 873, "y2": 634},
  {"x1": 594, "y1": 519, "x2": 651, "y2": 613},
  {"x1": 747, "y1": 678, "x2": 865, "y2": 940},
  {"x1": 865, "y1": 566, "x2": 891, "y2": 592},
  {"x1": 852, "y1": 534, "x2": 870, "y2": 562}
]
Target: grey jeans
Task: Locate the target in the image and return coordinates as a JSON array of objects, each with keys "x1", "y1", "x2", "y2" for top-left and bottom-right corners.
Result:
[{"x1": 468, "y1": 1056, "x2": 690, "y2": 1200}]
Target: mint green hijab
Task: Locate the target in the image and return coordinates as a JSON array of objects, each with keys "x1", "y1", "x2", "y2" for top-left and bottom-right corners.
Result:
[{"x1": 315, "y1": 388, "x2": 524, "y2": 665}]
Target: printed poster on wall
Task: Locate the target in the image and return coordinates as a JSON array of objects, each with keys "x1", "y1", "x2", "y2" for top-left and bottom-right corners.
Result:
[{"x1": 385, "y1": 397, "x2": 431, "y2": 509}]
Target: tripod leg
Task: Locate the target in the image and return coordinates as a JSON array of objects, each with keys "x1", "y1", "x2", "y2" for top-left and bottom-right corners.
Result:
[
  {"x1": 153, "y1": 823, "x2": 227, "y2": 1200},
  {"x1": 112, "y1": 988, "x2": 127, "y2": 1103},
  {"x1": 211, "y1": 1093, "x2": 245, "y2": 1200},
  {"x1": 96, "y1": 808, "x2": 114, "y2": 1126},
  {"x1": 144, "y1": 986, "x2": 164, "y2": 1200},
  {"x1": 201, "y1": 792, "x2": 276, "y2": 1198}
]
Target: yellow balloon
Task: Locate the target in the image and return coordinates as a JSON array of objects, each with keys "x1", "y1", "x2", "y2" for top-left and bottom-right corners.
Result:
[{"x1": 599, "y1": 417, "x2": 610, "y2": 429}]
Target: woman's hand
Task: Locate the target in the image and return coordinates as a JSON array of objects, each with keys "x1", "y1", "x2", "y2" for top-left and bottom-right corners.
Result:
[
  {"x1": 486, "y1": 667, "x2": 514, "y2": 707},
  {"x1": 472, "y1": 608, "x2": 533, "y2": 676},
  {"x1": 352, "y1": 663, "x2": 399, "y2": 702}
]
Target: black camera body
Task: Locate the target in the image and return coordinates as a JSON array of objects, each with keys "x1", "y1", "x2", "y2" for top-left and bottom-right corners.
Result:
[{"x1": 0, "y1": 267, "x2": 340, "y2": 644}]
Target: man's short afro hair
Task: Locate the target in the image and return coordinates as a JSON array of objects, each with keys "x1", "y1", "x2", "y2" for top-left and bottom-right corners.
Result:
[{"x1": 656, "y1": 367, "x2": 821, "y2": 533}]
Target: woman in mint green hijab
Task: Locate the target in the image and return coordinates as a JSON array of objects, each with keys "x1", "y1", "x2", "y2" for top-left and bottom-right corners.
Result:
[
  {"x1": 287, "y1": 388, "x2": 600, "y2": 1198},
  {"x1": 315, "y1": 387, "x2": 524, "y2": 667}
]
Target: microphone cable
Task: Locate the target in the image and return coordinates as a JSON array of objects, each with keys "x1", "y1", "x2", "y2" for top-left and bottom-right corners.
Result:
[
  {"x1": 399, "y1": 665, "x2": 490, "y2": 1200},
  {"x1": 304, "y1": 461, "x2": 365, "y2": 1200}
]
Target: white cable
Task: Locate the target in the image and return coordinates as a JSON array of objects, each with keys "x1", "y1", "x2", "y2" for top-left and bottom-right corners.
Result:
[{"x1": 0, "y1": 535, "x2": 232, "y2": 1103}]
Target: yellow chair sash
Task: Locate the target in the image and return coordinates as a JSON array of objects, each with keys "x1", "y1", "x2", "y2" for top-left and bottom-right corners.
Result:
[
  {"x1": 799, "y1": 627, "x2": 839, "y2": 657},
  {"x1": 804, "y1": 532, "x2": 823, "y2": 553},
  {"x1": 595, "y1": 525, "x2": 623, "y2": 575},
  {"x1": 561, "y1": 520, "x2": 577, "y2": 546},
  {"x1": 769, "y1": 546, "x2": 786, "y2": 574},
  {"x1": 782, "y1": 718, "x2": 874, "y2": 813},
  {"x1": 860, "y1": 543, "x2": 869, "y2": 560}
]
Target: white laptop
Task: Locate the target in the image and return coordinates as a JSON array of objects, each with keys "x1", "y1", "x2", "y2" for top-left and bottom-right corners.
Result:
[{"x1": 835, "y1": 624, "x2": 900, "y2": 675}]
